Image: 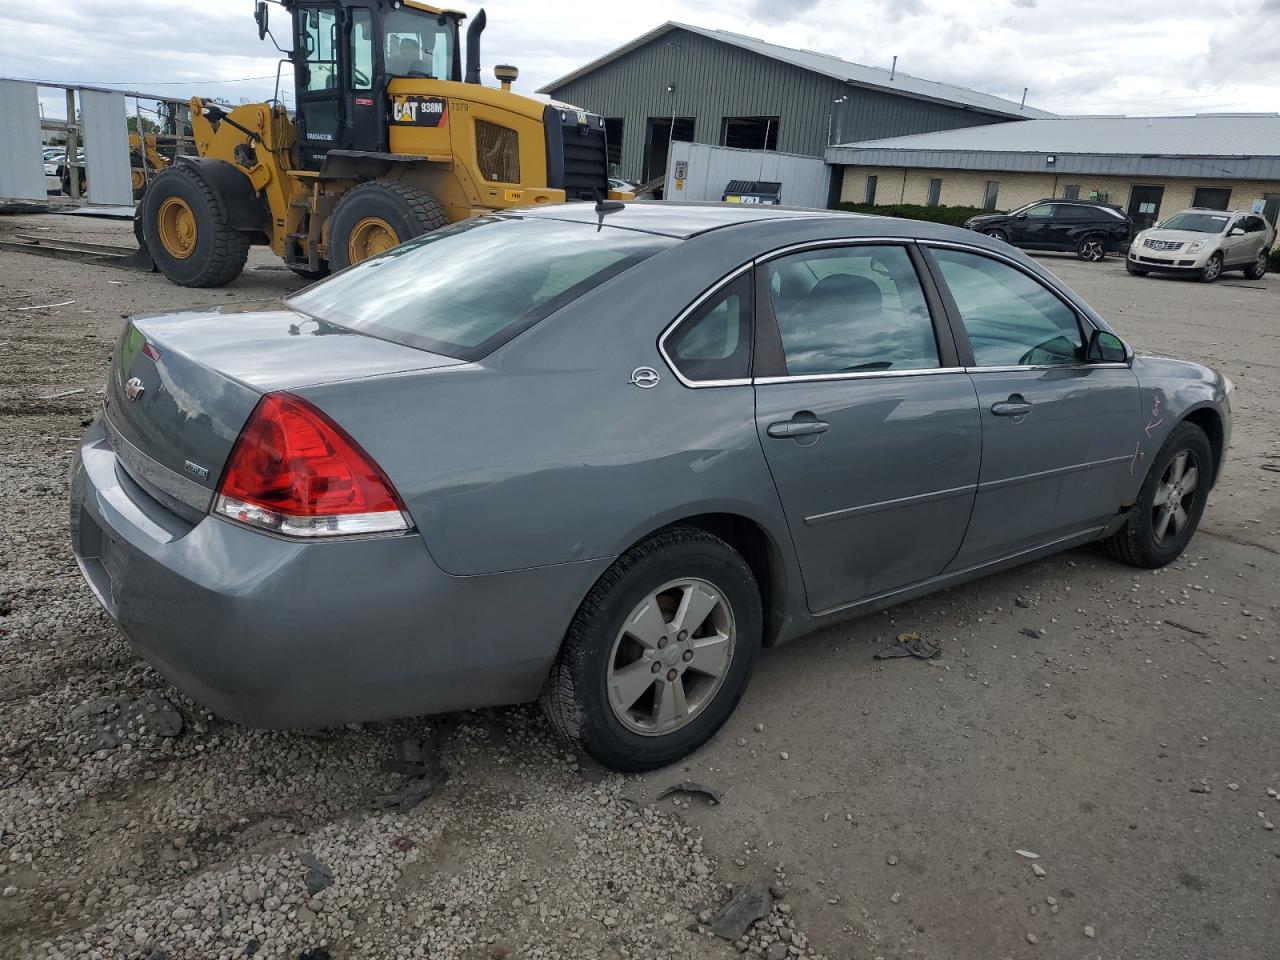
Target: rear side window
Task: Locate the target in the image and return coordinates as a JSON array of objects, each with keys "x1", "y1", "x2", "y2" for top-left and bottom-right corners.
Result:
[
  {"x1": 764, "y1": 245, "x2": 940, "y2": 376},
  {"x1": 289, "y1": 217, "x2": 676, "y2": 359},
  {"x1": 665, "y1": 273, "x2": 752, "y2": 382},
  {"x1": 931, "y1": 248, "x2": 1083, "y2": 367}
]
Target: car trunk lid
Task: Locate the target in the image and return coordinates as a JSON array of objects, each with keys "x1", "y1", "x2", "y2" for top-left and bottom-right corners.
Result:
[{"x1": 104, "y1": 300, "x2": 462, "y2": 521}]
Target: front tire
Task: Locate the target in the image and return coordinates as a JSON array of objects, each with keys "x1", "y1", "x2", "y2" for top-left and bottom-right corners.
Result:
[
  {"x1": 541, "y1": 528, "x2": 761, "y2": 771},
  {"x1": 1199, "y1": 252, "x2": 1223, "y2": 283},
  {"x1": 1076, "y1": 234, "x2": 1106, "y2": 262},
  {"x1": 983, "y1": 228, "x2": 1009, "y2": 244},
  {"x1": 143, "y1": 165, "x2": 250, "y2": 287},
  {"x1": 1100, "y1": 422, "x2": 1213, "y2": 568},
  {"x1": 1243, "y1": 251, "x2": 1268, "y2": 280},
  {"x1": 328, "y1": 182, "x2": 447, "y2": 272}
]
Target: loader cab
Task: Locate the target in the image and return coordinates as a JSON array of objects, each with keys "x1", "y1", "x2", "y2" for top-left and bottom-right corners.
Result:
[{"x1": 285, "y1": 0, "x2": 464, "y2": 169}]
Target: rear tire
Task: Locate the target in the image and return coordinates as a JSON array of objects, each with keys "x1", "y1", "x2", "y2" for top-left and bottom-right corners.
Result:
[
  {"x1": 1076, "y1": 234, "x2": 1107, "y2": 262},
  {"x1": 1243, "y1": 251, "x2": 1268, "y2": 281},
  {"x1": 328, "y1": 181, "x2": 447, "y2": 272},
  {"x1": 540, "y1": 527, "x2": 761, "y2": 772},
  {"x1": 1126, "y1": 261, "x2": 1148, "y2": 277},
  {"x1": 1100, "y1": 422, "x2": 1213, "y2": 568},
  {"x1": 143, "y1": 165, "x2": 250, "y2": 287}
]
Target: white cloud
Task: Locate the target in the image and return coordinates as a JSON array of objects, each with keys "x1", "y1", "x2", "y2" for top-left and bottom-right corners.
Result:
[{"x1": 3, "y1": 0, "x2": 1275, "y2": 117}]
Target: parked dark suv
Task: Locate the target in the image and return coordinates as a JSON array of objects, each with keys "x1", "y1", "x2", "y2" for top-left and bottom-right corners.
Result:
[{"x1": 965, "y1": 199, "x2": 1133, "y2": 261}]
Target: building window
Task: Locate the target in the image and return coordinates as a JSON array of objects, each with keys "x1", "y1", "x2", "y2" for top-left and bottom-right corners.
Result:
[
  {"x1": 927, "y1": 178, "x2": 942, "y2": 207},
  {"x1": 720, "y1": 116, "x2": 779, "y2": 151},
  {"x1": 983, "y1": 180, "x2": 1000, "y2": 211},
  {"x1": 603, "y1": 118, "x2": 624, "y2": 170},
  {"x1": 1192, "y1": 186, "x2": 1232, "y2": 210},
  {"x1": 865, "y1": 174, "x2": 877, "y2": 204},
  {"x1": 1062, "y1": 184, "x2": 1080, "y2": 199}
]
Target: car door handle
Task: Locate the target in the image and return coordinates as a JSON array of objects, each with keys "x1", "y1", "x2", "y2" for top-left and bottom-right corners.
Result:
[
  {"x1": 767, "y1": 418, "x2": 830, "y2": 438},
  {"x1": 991, "y1": 397, "x2": 1033, "y2": 417}
]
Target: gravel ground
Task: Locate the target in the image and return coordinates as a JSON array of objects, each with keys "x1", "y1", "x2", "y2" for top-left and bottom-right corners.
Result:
[{"x1": 1, "y1": 214, "x2": 1278, "y2": 959}]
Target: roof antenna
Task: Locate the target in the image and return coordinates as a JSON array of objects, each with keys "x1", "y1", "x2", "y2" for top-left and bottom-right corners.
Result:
[
  {"x1": 591, "y1": 185, "x2": 624, "y2": 232},
  {"x1": 1020, "y1": 87, "x2": 1028, "y2": 110},
  {"x1": 890, "y1": 55, "x2": 897, "y2": 81}
]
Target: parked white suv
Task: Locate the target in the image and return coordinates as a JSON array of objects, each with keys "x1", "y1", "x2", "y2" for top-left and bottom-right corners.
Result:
[{"x1": 1127, "y1": 209, "x2": 1274, "y2": 282}]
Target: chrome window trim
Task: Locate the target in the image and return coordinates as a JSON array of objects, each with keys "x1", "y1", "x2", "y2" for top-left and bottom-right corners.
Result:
[
  {"x1": 656, "y1": 261, "x2": 756, "y2": 389},
  {"x1": 753, "y1": 236, "x2": 915, "y2": 263},
  {"x1": 965, "y1": 362, "x2": 1132, "y2": 374},
  {"x1": 754, "y1": 366, "x2": 965, "y2": 386},
  {"x1": 103, "y1": 413, "x2": 214, "y2": 513}
]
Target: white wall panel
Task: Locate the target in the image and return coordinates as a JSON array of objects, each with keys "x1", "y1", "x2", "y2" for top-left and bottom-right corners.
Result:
[
  {"x1": 80, "y1": 89, "x2": 133, "y2": 206},
  {"x1": 0, "y1": 80, "x2": 47, "y2": 201}
]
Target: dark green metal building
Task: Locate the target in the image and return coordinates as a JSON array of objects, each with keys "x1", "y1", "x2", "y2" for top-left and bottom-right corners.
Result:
[{"x1": 538, "y1": 23, "x2": 1052, "y2": 187}]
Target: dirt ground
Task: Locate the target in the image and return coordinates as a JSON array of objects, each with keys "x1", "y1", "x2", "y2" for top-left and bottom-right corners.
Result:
[{"x1": 1, "y1": 213, "x2": 1277, "y2": 960}]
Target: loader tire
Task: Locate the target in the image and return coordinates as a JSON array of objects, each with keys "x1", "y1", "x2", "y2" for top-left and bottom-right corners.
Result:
[
  {"x1": 328, "y1": 181, "x2": 447, "y2": 272},
  {"x1": 143, "y1": 165, "x2": 250, "y2": 288}
]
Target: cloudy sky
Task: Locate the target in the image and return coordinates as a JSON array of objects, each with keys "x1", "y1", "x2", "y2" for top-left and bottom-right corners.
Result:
[{"x1": 4, "y1": 0, "x2": 1277, "y2": 119}]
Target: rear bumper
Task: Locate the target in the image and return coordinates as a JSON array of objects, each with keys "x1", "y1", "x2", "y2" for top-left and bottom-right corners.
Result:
[{"x1": 70, "y1": 421, "x2": 609, "y2": 728}]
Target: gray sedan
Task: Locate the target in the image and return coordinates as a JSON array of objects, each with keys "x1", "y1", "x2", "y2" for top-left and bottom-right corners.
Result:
[{"x1": 70, "y1": 203, "x2": 1233, "y2": 771}]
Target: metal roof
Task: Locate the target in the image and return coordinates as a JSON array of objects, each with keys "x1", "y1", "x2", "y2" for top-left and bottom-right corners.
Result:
[
  {"x1": 828, "y1": 114, "x2": 1280, "y2": 158},
  {"x1": 538, "y1": 22, "x2": 1053, "y2": 121}
]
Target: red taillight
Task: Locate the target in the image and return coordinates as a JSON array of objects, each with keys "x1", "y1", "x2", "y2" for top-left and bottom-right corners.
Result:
[{"x1": 213, "y1": 392, "x2": 410, "y2": 538}]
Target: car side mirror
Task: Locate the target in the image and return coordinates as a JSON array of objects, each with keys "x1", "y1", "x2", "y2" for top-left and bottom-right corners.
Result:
[
  {"x1": 1015, "y1": 212, "x2": 1027, "y2": 219},
  {"x1": 254, "y1": 0, "x2": 268, "y2": 40},
  {"x1": 1228, "y1": 226, "x2": 1245, "y2": 237},
  {"x1": 1087, "y1": 330, "x2": 1127, "y2": 364}
]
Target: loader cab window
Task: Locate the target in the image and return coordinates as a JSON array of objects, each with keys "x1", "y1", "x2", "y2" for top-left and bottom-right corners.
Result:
[
  {"x1": 299, "y1": 7, "x2": 339, "y2": 92},
  {"x1": 384, "y1": 9, "x2": 456, "y2": 80},
  {"x1": 349, "y1": 9, "x2": 374, "y2": 90}
]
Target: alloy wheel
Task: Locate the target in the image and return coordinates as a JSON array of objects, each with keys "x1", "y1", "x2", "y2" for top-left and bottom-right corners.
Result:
[
  {"x1": 1202, "y1": 255, "x2": 1222, "y2": 282},
  {"x1": 1152, "y1": 449, "x2": 1200, "y2": 545},
  {"x1": 606, "y1": 578, "x2": 736, "y2": 736},
  {"x1": 1080, "y1": 239, "x2": 1105, "y2": 262}
]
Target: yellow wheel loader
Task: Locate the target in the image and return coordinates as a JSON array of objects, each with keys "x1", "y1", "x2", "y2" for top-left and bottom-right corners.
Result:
[{"x1": 138, "y1": 0, "x2": 622, "y2": 287}]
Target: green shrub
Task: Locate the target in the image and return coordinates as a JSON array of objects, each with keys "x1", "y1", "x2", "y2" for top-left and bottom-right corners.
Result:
[
  {"x1": 835, "y1": 202, "x2": 1002, "y2": 228},
  {"x1": 1269, "y1": 246, "x2": 1280, "y2": 271}
]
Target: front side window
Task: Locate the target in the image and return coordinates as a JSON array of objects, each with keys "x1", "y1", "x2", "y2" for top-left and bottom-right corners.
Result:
[
  {"x1": 1024, "y1": 204, "x2": 1055, "y2": 219},
  {"x1": 764, "y1": 245, "x2": 940, "y2": 376},
  {"x1": 385, "y1": 8, "x2": 455, "y2": 79},
  {"x1": 289, "y1": 217, "x2": 675, "y2": 359},
  {"x1": 931, "y1": 248, "x2": 1083, "y2": 368},
  {"x1": 666, "y1": 273, "x2": 752, "y2": 382}
]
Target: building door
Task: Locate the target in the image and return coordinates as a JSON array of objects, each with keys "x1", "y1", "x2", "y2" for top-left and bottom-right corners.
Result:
[
  {"x1": 1127, "y1": 185, "x2": 1165, "y2": 231},
  {"x1": 1263, "y1": 194, "x2": 1280, "y2": 228},
  {"x1": 643, "y1": 117, "x2": 695, "y2": 185}
]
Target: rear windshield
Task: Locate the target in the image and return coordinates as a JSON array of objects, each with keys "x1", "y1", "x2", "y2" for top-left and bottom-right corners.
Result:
[
  {"x1": 288, "y1": 216, "x2": 677, "y2": 359},
  {"x1": 1158, "y1": 212, "x2": 1230, "y2": 233}
]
